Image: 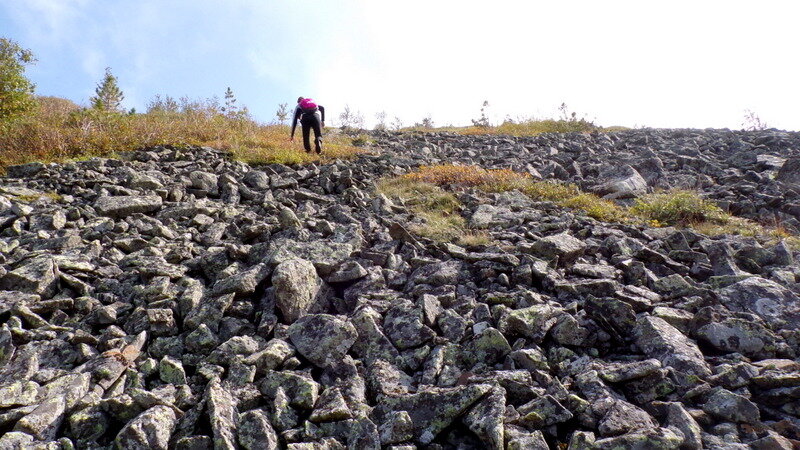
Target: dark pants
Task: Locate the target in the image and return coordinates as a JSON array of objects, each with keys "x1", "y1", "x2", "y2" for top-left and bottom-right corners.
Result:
[{"x1": 300, "y1": 114, "x2": 323, "y2": 153}]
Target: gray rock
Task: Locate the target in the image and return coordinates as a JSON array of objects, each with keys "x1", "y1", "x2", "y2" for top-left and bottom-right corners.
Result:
[
  {"x1": 695, "y1": 317, "x2": 778, "y2": 359},
  {"x1": 237, "y1": 409, "x2": 279, "y2": 450},
  {"x1": 374, "y1": 384, "x2": 492, "y2": 444},
  {"x1": 288, "y1": 314, "x2": 357, "y2": 368},
  {"x1": 592, "y1": 427, "x2": 683, "y2": 449},
  {"x1": 666, "y1": 402, "x2": 702, "y2": 450},
  {"x1": 211, "y1": 263, "x2": 270, "y2": 296},
  {"x1": 159, "y1": 356, "x2": 187, "y2": 385},
  {"x1": 383, "y1": 304, "x2": 436, "y2": 350},
  {"x1": 262, "y1": 371, "x2": 319, "y2": 410},
  {"x1": 272, "y1": 258, "x2": 322, "y2": 323},
  {"x1": 0, "y1": 257, "x2": 58, "y2": 298},
  {"x1": 594, "y1": 165, "x2": 648, "y2": 198},
  {"x1": 718, "y1": 277, "x2": 800, "y2": 329},
  {"x1": 13, "y1": 396, "x2": 66, "y2": 441},
  {"x1": 463, "y1": 385, "x2": 505, "y2": 450},
  {"x1": 598, "y1": 400, "x2": 657, "y2": 437},
  {"x1": 461, "y1": 327, "x2": 512, "y2": 368},
  {"x1": 94, "y1": 195, "x2": 163, "y2": 218},
  {"x1": 702, "y1": 388, "x2": 760, "y2": 424},
  {"x1": 267, "y1": 239, "x2": 354, "y2": 276},
  {"x1": 523, "y1": 232, "x2": 586, "y2": 265},
  {"x1": 325, "y1": 260, "x2": 368, "y2": 283},
  {"x1": 206, "y1": 379, "x2": 239, "y2": 449},
  {"x1": 517, "y1": 394, "x2": 573, "y2": 429},
  {"x1": 634, "y1": 316, "x2": 711, "y2": 378},
  {"x1": 184, "y1": 293, "x2": 234, "y2": 332},
  {"x1": 309, "y1": 387, "x2": 351, "y2": 422},
  {"x1": 378, "y1": 410, "x2": 414, "y2": 445},
  {"x1": 115, "y1": 405, "x2": 178, "y2": 450},
  {"x1": 777, "y1": 157, "x2": 800, "y2": 186},
  {"x1": 243, "y1": 170, "x2": 271, "y2": 190},
  {"x1": 189, "y1": 171, "x2": 219, "y2": 195},
  {"x1": 500, "y1": 304, "x2": 563, "y2": 343}
]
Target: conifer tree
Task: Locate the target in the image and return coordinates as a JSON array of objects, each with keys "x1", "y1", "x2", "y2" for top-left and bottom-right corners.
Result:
[
  {"x1": 90, "y1": 67, "x2": 124, "y2": 112},
  {"x1": 0, "y1": 37, "x2": 37, "y2": 122}
]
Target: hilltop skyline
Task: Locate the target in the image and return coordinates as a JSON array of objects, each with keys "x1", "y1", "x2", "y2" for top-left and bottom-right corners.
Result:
[{"x1": 1, "y1": 0, "x2": 798, "y2": 130}]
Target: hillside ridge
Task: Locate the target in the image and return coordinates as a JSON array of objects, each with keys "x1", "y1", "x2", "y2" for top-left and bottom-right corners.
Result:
[{"x1": 0, "y1": 128, "x2": 799, "y2": 449}]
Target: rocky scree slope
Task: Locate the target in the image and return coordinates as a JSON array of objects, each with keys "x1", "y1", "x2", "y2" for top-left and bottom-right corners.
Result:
[{"x1": 0, "y1": 129, "x2": 798, "y2": 449}]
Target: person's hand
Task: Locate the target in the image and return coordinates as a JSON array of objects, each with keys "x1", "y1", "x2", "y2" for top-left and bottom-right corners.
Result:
[{"x1": 322, "y1": 122, "x2": 325, "y2": 128}]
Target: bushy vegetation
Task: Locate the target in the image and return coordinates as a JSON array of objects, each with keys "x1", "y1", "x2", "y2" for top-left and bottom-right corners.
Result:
[
  {"x1": 0, "y1": 95, "x2": 365, "y2": 171},
  {"x1": 630, "y1": 190, "x2": 730, "y2": 226},
  {"x1": 0, "y1": 38, "x2": 37, "y2": 121}
]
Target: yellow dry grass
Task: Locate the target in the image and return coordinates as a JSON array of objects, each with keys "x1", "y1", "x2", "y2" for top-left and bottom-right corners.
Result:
[{"x1": 0, "y1": 99, "x2": 366, "y2": 171}]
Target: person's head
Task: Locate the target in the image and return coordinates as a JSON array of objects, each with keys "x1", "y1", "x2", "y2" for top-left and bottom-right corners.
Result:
[{"x1": 297, "y1": 97, "x2": 304, "y2": 103}]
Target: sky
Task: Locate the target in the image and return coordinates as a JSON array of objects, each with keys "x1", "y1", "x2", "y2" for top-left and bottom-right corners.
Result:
[{"x1": 1, "y1": 0, "x2": 798, "y2": 130}]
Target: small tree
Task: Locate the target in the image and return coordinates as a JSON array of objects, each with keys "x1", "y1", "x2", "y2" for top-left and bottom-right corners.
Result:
[
  {"x1": 414, "y1": 115, "x2": 433, "y2": 129},
  {"x1": 222, "y1": 87, "x2": 237, "y2": 117},
  {"x1": 147, "y1": 94, "x2": 179, "y2": 113},
  {"x1": 471, "y1": 100, "x2": 491, "y2": 127},
  {"x1": 275, "y1": 102, "x2": 289, "y2": 124},
  {"x1": 339, "y1": 104, "x2": 364, "y2": 130},
  {"x1": 221, "y1": 87, "x2": 249, "y2": 120},
  {"x1": 391, "y1": 116, "x2": 404, "y2": 131},
  {"x1": 742, "y1": 109, "x2": 768, "y2": 131},
  {"x1": 90, "y1": 67, "x2": 124, "y2": 112},
  {"x1": 374, "y1": 110, "x2": 387, "y2": 130},
  {"x1": 0, "y1": 37, "x2": 37, "y2": 122}
]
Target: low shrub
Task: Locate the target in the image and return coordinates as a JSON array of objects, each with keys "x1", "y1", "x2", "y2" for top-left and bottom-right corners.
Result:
[{"x1": 630, "y1": 190, "x2": 730, "y2": 226}]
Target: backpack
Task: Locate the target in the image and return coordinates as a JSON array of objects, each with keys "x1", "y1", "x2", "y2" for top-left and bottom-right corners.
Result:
[{"x1": 299, "y1": 98, "x2": 318, "y2": 113}]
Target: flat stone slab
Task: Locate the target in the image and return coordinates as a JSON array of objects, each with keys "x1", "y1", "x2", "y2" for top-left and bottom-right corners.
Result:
[{"x1": 94, "y1": 195, "x2": 163, "y2": 218}]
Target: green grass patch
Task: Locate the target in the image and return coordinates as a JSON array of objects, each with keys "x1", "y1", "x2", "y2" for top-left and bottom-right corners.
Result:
[
  {"x1": 376, "y1": 177, "x2": 468, "y2": 243},
  {"x1": 629, "y1": 190, "x2": 730, "y2": 226},
  {"x1": 13, "y1": 191, "x2": 63, "y2": 203},
  {"x1": 388, "y1": 166, "x2": 799, "y2": 246}
]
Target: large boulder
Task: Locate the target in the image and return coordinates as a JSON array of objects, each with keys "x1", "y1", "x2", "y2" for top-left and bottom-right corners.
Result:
[
  {"x1": 634, "y1": 316, "x2": 711, "y2": 378},
  {"x1": 522, "y1": 232, "x2": 587, "y2": 266},
  {"x1": 114, "y1": 405, "x2": 177, "y2": 450},
  {"x1": 272, "y1": 258, "x2": 323, "y2": 323},
  {"x1": 718, "y1": 277, "x2": 800, "y2": 329},
  {"x1": 288, "y1": 314, "x2": 357, "y2": 368},
  {"x1": 593, "y1": 165, "x2": 648, "y2": 198},
  {"x1": 0, "y1": 257, "x2": 58, "y2": 298},
  {"x1": 777, "y1": 157, "x2": 800, "y2": 186}
]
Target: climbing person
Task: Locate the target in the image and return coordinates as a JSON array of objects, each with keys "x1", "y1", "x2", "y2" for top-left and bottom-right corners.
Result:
[{"x1": 290, "y1": 97, "x2": 325, "y2": 154}]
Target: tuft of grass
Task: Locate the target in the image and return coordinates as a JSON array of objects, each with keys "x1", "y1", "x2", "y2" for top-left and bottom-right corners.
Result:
[
  {"x1": 376, "y1": 177, "x2": 467, "y2": 242},
  {"x1": 630, "y1": 190, "x2": 730, "y2": 226},
  {"x1": 410, "y1": 211, "x2": 466, "y2": 242},
  {"x1": 402, "y1": 164, "x2": 531, "y2": 191},
  {"x1": 13, "y1": 191, "x2": 63, "y2": 203},
  {"x1": 377, "y1": 177, "x2": 461, "y2": 214},
  {"x1": 561, "y1": 193, "x2": 626, "y2": 222},
  {"x1": 520, "y1": 180, "x2": 581, "y2": 202},
  {"x1": 457, "y1": 231, "x2": 492, "y2": 247}
]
